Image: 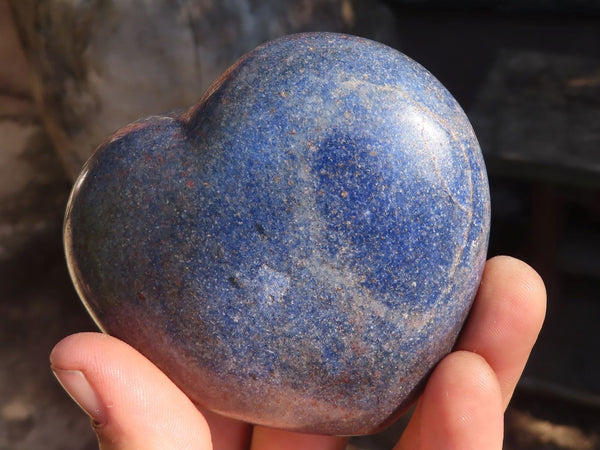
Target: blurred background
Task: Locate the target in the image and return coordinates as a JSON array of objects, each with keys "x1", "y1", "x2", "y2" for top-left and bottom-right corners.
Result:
[{"x1": 1, "y1": 0, "x2": 599, "y2": 448}]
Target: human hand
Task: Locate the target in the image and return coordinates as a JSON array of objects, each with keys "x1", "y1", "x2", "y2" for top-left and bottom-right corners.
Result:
[{"x1": 50, "y1": 255, "x2": 545, "y2": 449}]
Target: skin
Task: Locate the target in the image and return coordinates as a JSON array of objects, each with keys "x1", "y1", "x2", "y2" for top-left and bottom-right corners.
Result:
[{"x1": 50, "y1": 255, "x2": 546, "y2": 449}]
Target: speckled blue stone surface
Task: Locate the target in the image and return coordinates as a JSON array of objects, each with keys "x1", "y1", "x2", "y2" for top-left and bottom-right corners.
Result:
[{"x1": 64, "y1": 32, "x2": 490, "y2": 435}]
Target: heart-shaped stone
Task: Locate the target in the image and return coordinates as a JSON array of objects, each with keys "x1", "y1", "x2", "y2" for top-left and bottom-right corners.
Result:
[{"x1": 64, "y1": 32, "x2": 490, "y2": 435}]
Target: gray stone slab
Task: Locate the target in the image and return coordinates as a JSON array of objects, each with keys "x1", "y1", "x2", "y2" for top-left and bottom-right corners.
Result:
[
  {"x1": 469, "y1": 49, "x2": 600, "y2": 186},
  {"x1": 383, "y1": 0, "x2": 600, "y2": 14}
]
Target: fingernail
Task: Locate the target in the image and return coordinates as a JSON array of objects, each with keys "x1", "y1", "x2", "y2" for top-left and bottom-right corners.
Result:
[{"x1": 52, "y1": 368, "x2": 107, "y2": 425}]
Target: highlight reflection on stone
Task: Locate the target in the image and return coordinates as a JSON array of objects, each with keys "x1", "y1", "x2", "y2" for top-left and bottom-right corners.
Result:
[{"x1": 64, "y1": 32, "x2": 490, "y2": 435}]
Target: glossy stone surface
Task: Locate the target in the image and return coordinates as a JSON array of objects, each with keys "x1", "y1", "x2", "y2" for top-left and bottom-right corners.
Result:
[{"x1": 64, "y1": 32, "x2": 490, "y2": 435}]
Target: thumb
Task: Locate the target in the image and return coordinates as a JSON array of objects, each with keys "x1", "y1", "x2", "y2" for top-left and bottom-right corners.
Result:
[{"x1": 50, "y1": 332, "x2": 211, "y2": 450}]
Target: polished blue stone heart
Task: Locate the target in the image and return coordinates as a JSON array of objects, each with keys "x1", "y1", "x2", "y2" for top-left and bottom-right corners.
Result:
[{"x1": 64, "y1": 32, "x2": 490, "y2": 435}]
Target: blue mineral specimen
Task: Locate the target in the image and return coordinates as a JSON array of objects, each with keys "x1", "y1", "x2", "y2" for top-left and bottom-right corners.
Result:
[{"x1": 64, "y1": 32, "x2": 490, "y2": 435}]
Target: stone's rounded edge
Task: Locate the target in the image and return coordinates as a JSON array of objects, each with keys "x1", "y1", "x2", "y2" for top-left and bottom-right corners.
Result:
[
  {"x1": 63, "y1": 114, "x2": 186, "y2": 334},
  {"x1": 63, "y1": 156, "x2": 103, "y2": 333},
  {"x1": 182, "y1": 31, "x2": 453, "y2": 127},
  {"x1": 64, "y1": 32, "x2": 491, "y2": 436}
]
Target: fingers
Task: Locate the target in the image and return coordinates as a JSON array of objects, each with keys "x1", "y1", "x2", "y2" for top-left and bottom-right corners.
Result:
[
  {"x1": 396, "y1": 351, "x2": 503, "y2": 450},
  {"x1": 50, "y1": 256, "x2": 544, "y2": 450},
  {"x1": 250, "y1": 426, "x2": 348, "y2": 450},
  {"x1": 395, "y1": 256, "x2": 545, "y2": 449},
  {"x1": 50, "y1": 332, "x2": 211, "y2": 450},
  {"x1": 455, "y1": 255, "x2": 546, "y2": 408},
  {"x1": 197, "y1": 407, "x2": 252, "y2": 450}
]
